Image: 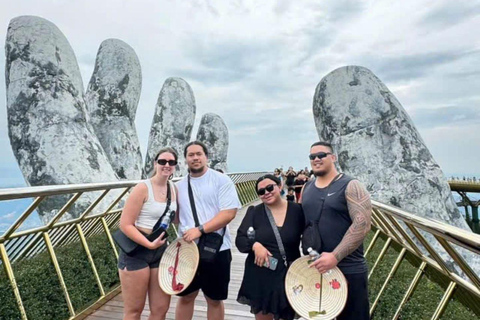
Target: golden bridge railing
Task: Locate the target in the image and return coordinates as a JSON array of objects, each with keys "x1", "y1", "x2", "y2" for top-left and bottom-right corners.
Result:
[
  {"x1": 368, "y1": 200, "x2": 480, "y2": 319},
  {"x1": 0, "y1": 171, "x2": 268, "y2": 320},
  {"x1": 1, "y1": 173, "x2": 479, "y2": 319}
]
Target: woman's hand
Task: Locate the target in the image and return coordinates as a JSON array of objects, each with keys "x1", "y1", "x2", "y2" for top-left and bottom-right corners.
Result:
[
  {"x1": 148, "y1": 232, "x2": 166, "y2": 249},
  {"x1": 252, "y1": 242, "x2": 272, "y2": 267}
]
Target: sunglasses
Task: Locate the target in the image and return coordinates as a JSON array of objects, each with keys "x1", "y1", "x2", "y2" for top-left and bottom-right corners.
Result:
[
  {"x1": 257, "y1": 184, "x2": 276, "y2": 196},
  {"x1": 157, "y1": 159, "x2": 178, "y2": 166},
  {"x1": 309, "y1": 152, "x2": 332, "y2": 161}
]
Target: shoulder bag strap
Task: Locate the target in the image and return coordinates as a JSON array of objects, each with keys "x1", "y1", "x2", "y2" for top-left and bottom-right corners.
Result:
[
  {"x1": 152, "y1": 181, "x2": 172, "y2": 231},
  {"x1": 316, "y1": 173, "x2": 343, "y2": 219},
  {"x1": 264, "y1": 204, "x2": 288, "y2": 267},
  {"x1": 187, "y1": 175, "x2": 226, "y2": 236},
  {"x1": 187, "y1": 175, "x2": 200, "y2": 227}
]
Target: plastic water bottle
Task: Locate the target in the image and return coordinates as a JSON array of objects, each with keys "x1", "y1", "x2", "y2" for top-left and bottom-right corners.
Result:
[
  {"x1": 247, "y1": 227, "x2": 255, "y2": 240},
  {"x1": 159, "y1": 215, "x2": 171, "y2": 229},
  {"x1": 307, "y1": 247, "x2": 321, "y2": 261}
]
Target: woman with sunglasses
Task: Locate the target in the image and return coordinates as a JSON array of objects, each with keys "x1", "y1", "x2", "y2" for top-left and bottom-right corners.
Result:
[
  {"x1": 118, "y1": 147, "x2": 178, "y2": 320},
  {"x1": 236, "y1": 174, "x2": 304, "y2": 320}
]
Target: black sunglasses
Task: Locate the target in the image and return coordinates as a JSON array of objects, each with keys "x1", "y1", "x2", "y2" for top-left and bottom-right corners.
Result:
[
  {"x1": 257, "y1": 184, "x2": 276, "y2": 196},
  {"x1": 309, "y1": 152, "x2": 332, "y2": 161},
  {"x1": 157, "y1": 159, "x2": 178, "y2": 166}
]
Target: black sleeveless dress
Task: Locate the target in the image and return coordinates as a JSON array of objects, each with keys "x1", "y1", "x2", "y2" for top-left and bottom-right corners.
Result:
[{"x1": 235, "y1": 202, "x2": 304, "y2": 320}]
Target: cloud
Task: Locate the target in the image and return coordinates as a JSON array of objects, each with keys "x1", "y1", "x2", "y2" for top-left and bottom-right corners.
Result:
[
  {"x1": 0, "y1": 0, "x2": 479, "y2": 188},
  {"x1": 0, "y1": 211, "x2": 16, "y2": 220},
  {"x1": 411, "y1": 106, "x2": 480, "y2": 129},
  {"x1": 420, "y1": 2, "x2": 480, "y2": 29},
  {"x1": 365, "y1": 51, "x2": 470, "y2": 82}
]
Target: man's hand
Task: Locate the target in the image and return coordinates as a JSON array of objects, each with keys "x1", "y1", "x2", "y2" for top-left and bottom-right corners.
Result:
[
  {"x1": 183, "y1": 227, "x2": 202, "y2": 243},
  {"x1": 309, "y1": 252, "x2": 338, "y2": 274},
  {"x1": 252, "y1": 242, "x2": 272, "y2": 267}
]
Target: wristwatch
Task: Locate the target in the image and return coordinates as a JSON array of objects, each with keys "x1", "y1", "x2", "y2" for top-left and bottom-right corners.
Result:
[{"x1": 198, "y1": 224, "x2": 206, "y2": 234}]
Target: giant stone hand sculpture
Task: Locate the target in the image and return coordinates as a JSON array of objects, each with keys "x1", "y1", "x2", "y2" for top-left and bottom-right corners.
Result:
[
  {"x1": 144, "y1": 77, "x2": 196, "y2": 177},
  {"x1": 5, "y1": 16, "x2": 120, "y2": 222},
  {"x1": 85, "y1": 38, "x2": 143, "y2": 180},
  {"x1": 196, "y1": 113, "x2": 229, "y2": 172},
  {"x1": 312, "y1": 65, "x2": 479, "y2": 273}
]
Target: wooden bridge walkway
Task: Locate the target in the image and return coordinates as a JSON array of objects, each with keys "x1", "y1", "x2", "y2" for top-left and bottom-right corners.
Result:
[{"x1": 86, "y1": 202, "x2": 260, "y2": 320}]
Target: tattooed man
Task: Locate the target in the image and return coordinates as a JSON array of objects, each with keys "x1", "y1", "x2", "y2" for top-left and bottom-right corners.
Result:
[{"x1": 300, "y1": 141, "x2": 372, "y2": 320}]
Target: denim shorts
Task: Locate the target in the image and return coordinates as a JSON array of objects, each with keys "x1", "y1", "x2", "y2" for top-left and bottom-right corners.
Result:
[{"x1": 118, "y1": 244, "x2": 167, "y2": 271}]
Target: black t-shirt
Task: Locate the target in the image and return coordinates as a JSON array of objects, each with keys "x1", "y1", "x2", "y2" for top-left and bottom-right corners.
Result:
[
  {"x1": 294, "y1": 178, "x2": 306, "y2": 193},
  {"x1": 286, "y1": 194, "x2": 295, "y2": 202},
  {"x1": 285, "y1": 172, "x2": 295, "y2": 185}
]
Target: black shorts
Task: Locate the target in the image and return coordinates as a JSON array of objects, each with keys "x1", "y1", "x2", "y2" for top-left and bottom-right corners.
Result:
[
  {"x1": 117, "y1": 245, "x2": 166, "y2": 271},
  {"x1": 177, "y1": 249, "x2": 232, "y2": 301},
  {"x1": 338, "y1": 271, "x2": 370, "y2": 320}
]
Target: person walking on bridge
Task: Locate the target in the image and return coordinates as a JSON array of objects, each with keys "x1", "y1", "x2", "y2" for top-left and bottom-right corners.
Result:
[
  {"x1": 300, "y1": 141, "x2": 372, "y2": 320},
  {"x1": 176, "y1": 141, "x2": 241, "y2": 320}
]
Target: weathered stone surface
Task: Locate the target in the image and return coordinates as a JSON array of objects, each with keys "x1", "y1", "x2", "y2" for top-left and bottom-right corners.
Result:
[
  {"x1": 196, "y1": 113, "x2": 228, "y2": 172},
  {"x1": 85, "y1": 39, "x2": 142, "y2": 180},
  {"x1": 144, "y1": 78, "x2": 196, "y2": 177},
  {"x1": 313, "y1": 65, "x2": 478, "y2": 272},
  {"x1": 5, "y1": 16, "x2": 119, "y2": 222}
]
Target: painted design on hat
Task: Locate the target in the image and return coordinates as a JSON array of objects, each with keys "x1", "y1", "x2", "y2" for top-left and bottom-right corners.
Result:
[
  {"x1": 292, "y1": 284, "x2": 303, "y2": 295},
  {"x1": 330, "y1": 279, "x2": 341, "y2": 290}
]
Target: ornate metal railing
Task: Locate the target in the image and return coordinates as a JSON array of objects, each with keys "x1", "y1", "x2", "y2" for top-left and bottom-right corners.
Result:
[
  {"x1": 368, "y1": 200, "x2": 480, "y2": 319},
  {"x1": 0, "y1": 173, "x2": 479, "y2": 319},
  {"x1": 0, "y1": 172, "x2": 268, "y2": 320}
]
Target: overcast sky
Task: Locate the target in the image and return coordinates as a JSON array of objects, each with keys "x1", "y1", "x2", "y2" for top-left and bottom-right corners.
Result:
[{"x1": 1, "y1": 0, "x2": 480, "y2": 188}]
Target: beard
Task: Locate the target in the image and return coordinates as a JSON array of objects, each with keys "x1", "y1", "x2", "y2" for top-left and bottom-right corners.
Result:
[
  {"x1": 313, "y1": 169, "x2": 327, "y2": 177},
  {"x1": 189, "y1": 165, "x2": 205, "y2": 174}
]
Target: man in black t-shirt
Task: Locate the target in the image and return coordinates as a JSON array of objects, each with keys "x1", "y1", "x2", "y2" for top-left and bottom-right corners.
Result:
[{"x1": 300, "y1": 141, "x2": 372, "y2": 320}]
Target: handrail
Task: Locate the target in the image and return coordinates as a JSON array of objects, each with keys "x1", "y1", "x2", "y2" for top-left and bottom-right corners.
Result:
[
  {"x1": 372, "y1": 200, "x2": 480, "y2": 254},
  {"x1": 0, "y1": 172, "x2": 479, "y2": 320},
  {"x1": 369, "y1": 200, "x2": 480, "y2": 319},
  {"x1": 0, "y1": 171, "x2": 269, "y2": 320}
]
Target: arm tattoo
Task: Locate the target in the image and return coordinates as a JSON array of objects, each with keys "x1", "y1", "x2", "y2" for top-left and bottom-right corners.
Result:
[{"x1": 333, "y1": 180, "x2": 372, "y2": 262}]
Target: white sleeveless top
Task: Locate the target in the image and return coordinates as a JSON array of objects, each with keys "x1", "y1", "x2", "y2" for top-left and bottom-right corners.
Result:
[{"x1": 135, "y1": 179, "x2": 177, "y2": 229}]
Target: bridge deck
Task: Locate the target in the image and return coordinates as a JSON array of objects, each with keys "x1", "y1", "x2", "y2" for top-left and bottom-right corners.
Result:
[{"x1": 86, "y1": 202, "x2": 261, "y2": 320}]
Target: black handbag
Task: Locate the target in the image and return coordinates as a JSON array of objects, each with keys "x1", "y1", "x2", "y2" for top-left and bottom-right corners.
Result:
[
  {"x1": 188, "y1": 175, "x2": 225, "y2": 263},
  {"x1": 302, "y1": 220, "x2": 322, "y2": 255},
  {"x1": 113, "y1": 181, "x2": 173, "y2": 254}
]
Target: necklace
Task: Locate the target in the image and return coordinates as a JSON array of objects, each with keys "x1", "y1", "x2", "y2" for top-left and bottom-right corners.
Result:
[{"x1": 151, "y1": 178, "x2": 168, "y2": 196}]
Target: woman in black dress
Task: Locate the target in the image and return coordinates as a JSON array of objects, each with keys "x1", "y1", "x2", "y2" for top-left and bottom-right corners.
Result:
[{"x1": 236, "y1": 174, "x2": 304, "y2": 320}]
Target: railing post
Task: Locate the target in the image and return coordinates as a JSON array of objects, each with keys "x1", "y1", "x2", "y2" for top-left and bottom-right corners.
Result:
[
  {"x1": 75, "y1": 224, "x2": 105, "y2": 296},
  {"x1": 472, "y1": 206, "x2": 479, "y2": 233},
  {"x1": 368, "y1": 238, "x2": 392, "y2": 280},
  {"x1": 431, "y1": 281, "x2": 456, "y2": 320},
  {"x1": 364, "y1": 229, "x2": 380, "y2": 258},
  {"x1": 392, "y1": 261, "x2": 427, "y2": 320},
  {"x1": 101, "y1": 217, "x2": 119, "y2": 259},
  {"x1": 43, "y1": 232, "x2": 76, "y2": 317},
  {"x1": 465, "y1": 205, "x2": 471, "y2": 226},
  {"x1": 0, "y1": 243, "x2": 28, "y2": 320},
  {"x1": 370, "y1": 248, "x2": 406, "y2": 315}
]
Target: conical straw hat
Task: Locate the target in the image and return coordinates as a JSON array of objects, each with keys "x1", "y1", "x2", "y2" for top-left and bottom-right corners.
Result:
[
  {"x1": 285, "y1": 256, "x2": 348, "y2": 319},
  {"x1": 158, "y1": 238, "x2": 199, "y2": 295}
]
